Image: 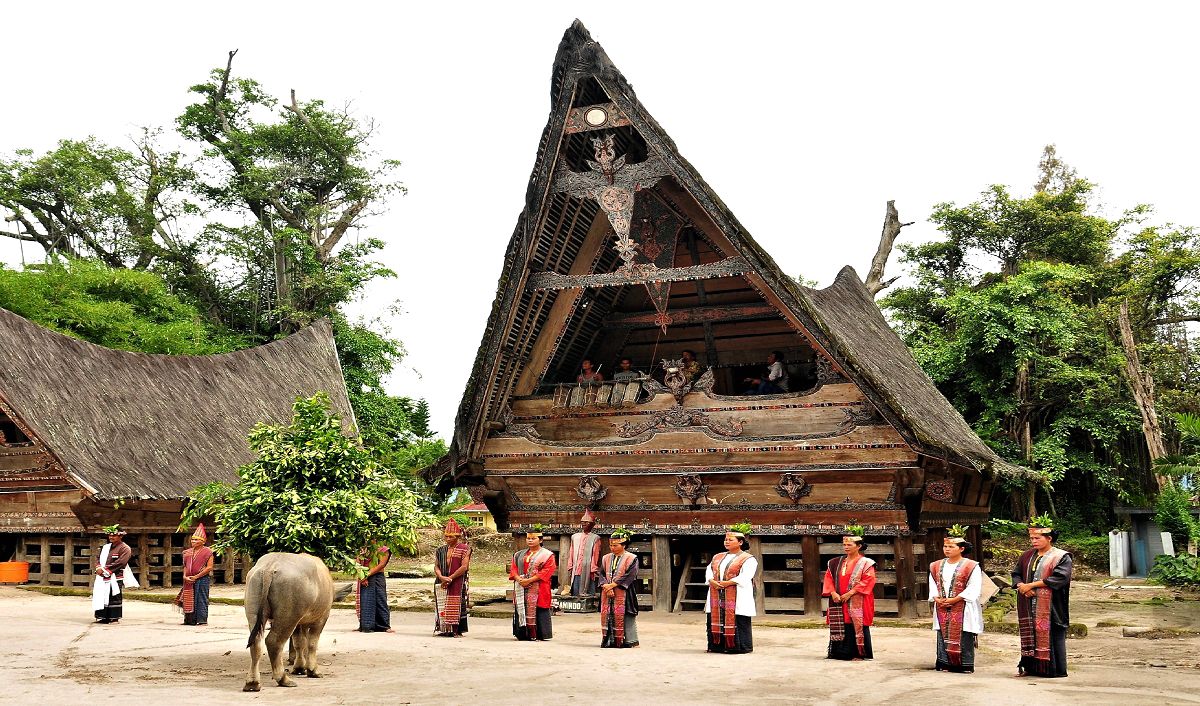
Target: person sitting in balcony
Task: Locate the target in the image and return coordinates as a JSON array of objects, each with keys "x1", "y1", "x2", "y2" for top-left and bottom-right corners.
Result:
[
  {"x1": 576, "y1": 358, "x2": 604, "y2": 384},
  {"x1": 680, "y1": 350, "x2": 701, "y2": 382},
  {"x1": 743, "y1": 351, "x2": 789, "y2": 394},
  {"x1": 612, "y1": 357, "x2": 641, "y2": 382}
]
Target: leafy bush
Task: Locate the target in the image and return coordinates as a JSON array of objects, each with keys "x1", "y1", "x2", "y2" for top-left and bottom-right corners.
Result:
[
  {"x1": 983, "y1": 518, "x2": 1028, "y2": 538},
  {"x1": 1059, "y1": 535, "x2": 1110, "y2": 574},
  {"x1": 181, "y1": 393, "x2": 435, "y2": 575},
  {"x1": 1154, "y1": 484, "x2": 1200, "y2": 548},
  {"x1": 1149, "y1": 553, "x2": 1200, "y2": 587}
]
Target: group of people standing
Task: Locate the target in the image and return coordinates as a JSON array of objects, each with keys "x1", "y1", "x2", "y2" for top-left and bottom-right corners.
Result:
[
  {"x1": 501, "y1": 516, "x2": 1073, "y2": 679},
  {"x1": 89, "y1": 515, "x2": 1072, "y2": 679}
]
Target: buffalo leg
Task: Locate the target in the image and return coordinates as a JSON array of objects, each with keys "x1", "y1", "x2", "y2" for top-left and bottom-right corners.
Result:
[
  {"x1": 290, "y1": 628, "x2": 310, "y2": 675},
  {"x1": 243, "y1": 634, "x2": 263, "y2": 692},
  {"x1": 266, "y1": 624, "x2": 298, "y2": 687},
  {"x1": 304, "y1": 623, "x2": 324, "y2": 678}
]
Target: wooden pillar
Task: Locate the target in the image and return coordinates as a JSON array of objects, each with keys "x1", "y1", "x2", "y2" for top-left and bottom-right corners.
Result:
[
  {"x1": 802, "y1": 536, "x2": 821, "y2": 616},
  {"x1": 894, "y1": 536, "x2": 916, "y2": 618},
  {"x1": 162, "y1": 533, "x2": 173, "y2": 588},
  {"x1": 63, "y1": 534, "x2": 76, "y2": 587},
  {"x1": 138, "y1": 535, "x2": 150, "y2": 587},
  {"x1": 222, "y1": 549, "x2": 235, "y2": 584},
  {"x1": 558, "y1": 535, "x2": 570, "y2": 589},
  {"x1": 38, "y1": 534, "x2": 50, "y2": 585},
  {"x1": 748, "y1": 536, "x2": 765, "y2": 616},
  {"x1": 14, "y1": 535, "x2": 26, "y2": 562},
  {"x1": 652, "y1": 535, "x2": 671, "y2": 612},
  {"x1": 968, "y1": 525, "x2": 985, "y2": 573}
]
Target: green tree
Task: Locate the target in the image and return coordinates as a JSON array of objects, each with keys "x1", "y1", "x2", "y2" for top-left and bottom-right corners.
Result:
[
  {"x1": 883, "y1": 150, "x2": 1200, "y2": 527},
  {"x1": 181, "y1": 393, "x2": 435, "y2": 571},
  {"x1": 0, "y1": 259, "x2": 242, "y2": 354},
  {"x1": 0, "y1": 53, "x2": 439, "y2": 488}
]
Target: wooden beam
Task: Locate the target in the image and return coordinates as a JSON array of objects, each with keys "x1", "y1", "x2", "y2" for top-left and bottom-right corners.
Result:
[
  {"x1": 527, "y1": 257, "x2": 750, "y2": 291},
  {"x1": 63, "y1": 534, "x2": 76, "y2": 587},
  {"x1": 605, "y1": 303, "x2": 779, "y2": 328},
  {"x1": 894, "y1": 536, "x2": 917, "y2": 619},
  {"x1": 138, "y1": 534, "x2": 150, "y2": 587},
  {"x1": 557, "y1": 535, "x2": 570, "y2": 589},
  {"x1": 514, "y1": 210, "x2": 611, "y2": 395},
  {"x1": 652, "y1": 535, "x2": 671, "y2": 612},
  {"x1": 38, "y1": 534, "x2": 50, "y2": 585},
  {"x1": 802, "y1": 536, "x2": 822, "y2": 616},
  {"x1": 748, "y1": 535, "x2": 765, "y2": 615}
]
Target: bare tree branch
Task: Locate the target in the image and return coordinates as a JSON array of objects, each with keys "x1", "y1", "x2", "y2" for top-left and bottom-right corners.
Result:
[
  {"x1": 1118, "y1": 299, "x2": 1172, "y2": 491},
  {"x1": 865, "y1": 200, "x2": 912, "y2": 297},
  {"x1": 1150, "y1": 314, "x2": 1200, "y2": 326}
]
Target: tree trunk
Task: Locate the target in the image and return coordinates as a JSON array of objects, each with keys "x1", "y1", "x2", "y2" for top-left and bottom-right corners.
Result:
[
  {"x1": 1117, "y1": 300, "x2": 1171, "y2": 490},
  {"x1": 1013, "y1": 359, "x2": 1038, "y2": 518},
  {"x1": 864, "y1": 201, "x2": 909, "y2": 297}
]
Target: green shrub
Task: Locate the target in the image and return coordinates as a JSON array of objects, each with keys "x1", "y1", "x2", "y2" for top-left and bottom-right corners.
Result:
[
  {"x1": 984, "y1": 518, "x2": 1028, "y2": 538},
  {"x1": 1059, "y1": 534, "x2": 1110, "y2": 574},
  {"x1": 1154, "y1": 485, "x2": 1200, "y2": 548},
  {"x1": 1149, "y1": 553, "x2": 1200, "y2": 588}
]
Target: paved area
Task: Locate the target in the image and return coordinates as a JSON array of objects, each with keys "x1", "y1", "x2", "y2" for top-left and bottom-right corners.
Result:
[{"x1": 3, "y1": 585, "x2": 1199, "y2": 705}]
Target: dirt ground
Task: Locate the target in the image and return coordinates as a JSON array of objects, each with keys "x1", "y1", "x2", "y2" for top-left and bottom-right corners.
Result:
[{"x1": 4, "y1": 582, "x2": 1200, "y2": 705}]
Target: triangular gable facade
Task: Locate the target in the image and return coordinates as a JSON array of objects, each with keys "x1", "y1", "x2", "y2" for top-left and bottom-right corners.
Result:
[{"x1": 429, "y1": 21, "x2": 1032, "y2": 617}]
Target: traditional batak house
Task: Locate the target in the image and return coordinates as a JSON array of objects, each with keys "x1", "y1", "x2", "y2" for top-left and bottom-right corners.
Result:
[
  {"x1": 0, "y1": 308, "x2": 353, "y2": 587},
  {"x1": 424, "y1": 21, "x2": 1033, "y2": 618}
]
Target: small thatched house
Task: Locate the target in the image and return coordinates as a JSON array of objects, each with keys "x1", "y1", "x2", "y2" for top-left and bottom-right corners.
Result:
[
  {"x1": 423, "y1": 21, "x2": 1034, "y2": 618},
  {"x1": 0, "y1": 307, "x2": 353, "y2": 586}
]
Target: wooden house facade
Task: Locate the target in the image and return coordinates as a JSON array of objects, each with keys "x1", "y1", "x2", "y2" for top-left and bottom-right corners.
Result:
[
  {"x1": 426, "y1": 22, "x2": 1033, "y2": 618},
  {"x1": 0, "y1": 308, "x2": 354, "y2": 587}
]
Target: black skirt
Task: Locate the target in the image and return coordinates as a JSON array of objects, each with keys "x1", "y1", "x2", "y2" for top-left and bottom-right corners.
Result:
[
  {"x1": 95, "y1": 590, "x2": 123, "y2": 623},
  {"x1": 513, "y1": 606, "x2": 553, "y2": 641},
  {"x1": 706, "y1": 614, "x2": 753, "y2": 654},
  {"x1": 1018, "y1": 624, "x2": 1068, "y2": 677},
  {"x1": 935, "y1": 630, "x2": 976, "y2": 672},
  {"x1": 827, "y1": 625, "x2": 872, "y2": 660}
]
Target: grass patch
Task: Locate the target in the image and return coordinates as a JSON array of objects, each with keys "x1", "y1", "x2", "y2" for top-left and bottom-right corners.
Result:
[
  {"x1": 759, "y1": 618, "x2": 931, "y2": 630},
  {"x1": 20, "y1": 585, "x2": 243, "y2": 606},
  {"x1": 1095, "y1": 619, "x2": 1133, "y2": 628},
  {"x1": 985, "y1": 621, "x2": 1088, "y2": 638},
  {"x1": 1124, "y1": 627, "x2": 1200, "y2": 639}
]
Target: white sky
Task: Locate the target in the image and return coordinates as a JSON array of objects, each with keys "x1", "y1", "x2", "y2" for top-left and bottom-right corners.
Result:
[{"x1": 3, "y1": 2, "x2": 1199, "y2": 438}]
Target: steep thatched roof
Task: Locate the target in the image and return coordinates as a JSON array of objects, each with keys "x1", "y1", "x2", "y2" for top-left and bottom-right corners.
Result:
[
  {"x1": 799, "y1": 267, "x2": 1034, "y2": 480},
  {"x1": 0, "y1": 307, "x2": 354, "y2": 499},
  {"x1": 428, "y1": 20, "x2": 1034, "y2": 485}
]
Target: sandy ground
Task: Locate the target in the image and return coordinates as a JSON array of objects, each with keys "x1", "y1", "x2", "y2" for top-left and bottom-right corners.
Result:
[{"x1": 3, "y1": 585, "x2": 1200, "y2": 706}]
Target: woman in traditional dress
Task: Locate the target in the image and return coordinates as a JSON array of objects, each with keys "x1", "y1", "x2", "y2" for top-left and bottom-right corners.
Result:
[
  {"x1": 599, "y1": 527, "x2": 639, "y2": 648},
  {"x1": 705, "y1": 523, "x2": 757, "y2": 654},
  {"x1": 434, "y1": 518, "x2": 471, "y2": 637},
  {"x1": 509, "y1": 525, "x2": 557, "y2": 641},
  {"x1": 178, "y1": 523, "x2": 214, "y2": 626},
  {"x1": 823, "y1": 524, "x2": 877, "y2": 660},
  {"x1": 1013, "y1": 516, "x2": 1073, "y2": 677},
  {"x1": 356, "y1": 541, "x2": 393, "y2": 633},
  {"x1": 92, "y1": 524, "x2": 138, "y2": 624},
  {"x1": 929, "y1": 525, "x2": 983, "y2": 673}
]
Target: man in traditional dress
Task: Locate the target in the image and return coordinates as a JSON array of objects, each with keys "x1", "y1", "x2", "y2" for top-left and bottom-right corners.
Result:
[
  {"x1": 599, "y1": 527, "x2": 640, "y2": 648},
  {"x1": 356, "y1": 542, "x2": 393, "y2": 633},
  {"x1": 92, "y1": 524, "x2": 138, "y2": 624},
  {"x1": 705, "y1": 524, "x2": 757, "y2": 653},
  {"x1": 177, "y1": 523, "x2": 214, "y2": 626},
  {"x1": 563, "y1": 509, "x2": 601, "y2": 597},
  {"x1": 1012, "y1": 517, "x2": 1073, "y2": 677},
  {"x1": 823, "y1": 524, "x2": 877, "y2": 660},
  {"x1": 434, "y1": 518, "x2": 471, "y2": 637},
  {"x1": 509, "y1": 525, "x2": 557, "y2": 641},
  {"x1": 929, "y1": 526, "x2": 984, "y2": 673}
]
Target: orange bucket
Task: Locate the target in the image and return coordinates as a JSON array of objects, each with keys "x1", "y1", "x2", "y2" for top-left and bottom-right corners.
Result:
[{"x1": 0, "y1": 561, "x2": 30, "y2": 584}]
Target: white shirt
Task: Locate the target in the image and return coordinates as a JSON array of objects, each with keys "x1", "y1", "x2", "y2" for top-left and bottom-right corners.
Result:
[
  {"x1": 767, "y1": 361, "x2": 789, "y2": 391},
  {"x1": 928, "y1": 559, "x2": 984, "y2": 634},
  {"x1": 704, "y1": 553, "x2": 758, "y2": 617}
]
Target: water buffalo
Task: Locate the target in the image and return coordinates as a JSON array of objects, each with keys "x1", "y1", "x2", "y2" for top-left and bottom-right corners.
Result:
[{"x1": 242, "y1": 552, "x2": 337, "y2": 691}]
